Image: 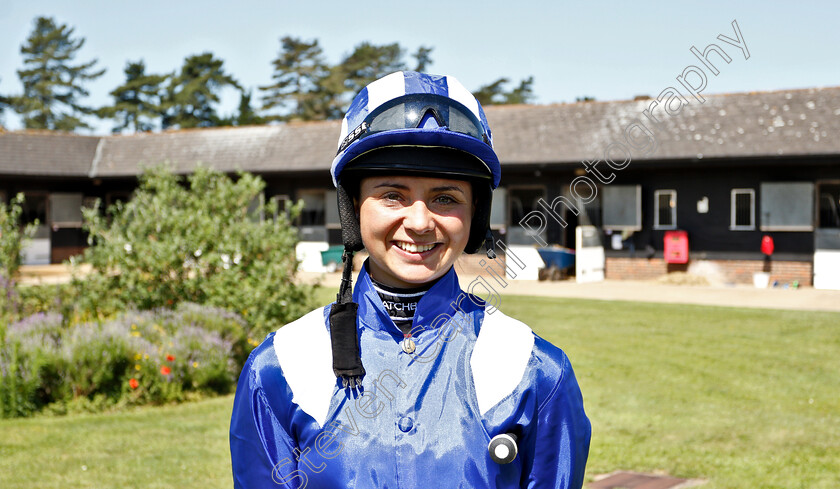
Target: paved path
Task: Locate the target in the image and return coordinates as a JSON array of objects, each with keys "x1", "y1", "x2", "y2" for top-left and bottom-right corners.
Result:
[
  {"x1": 21, "y1": 265, "x2": 840, "y2": 313},
  {"x1": 301, "y1": 271, "x2": 840, "y2": 313}
]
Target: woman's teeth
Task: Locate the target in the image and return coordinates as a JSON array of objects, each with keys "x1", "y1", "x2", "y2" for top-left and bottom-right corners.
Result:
[{"x1": 396, "y1": 242, "x2": 436, "y2": 253}]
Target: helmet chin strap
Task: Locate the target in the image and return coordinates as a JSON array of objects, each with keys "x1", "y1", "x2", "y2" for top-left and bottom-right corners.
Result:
[
  {"x1": 484, "y1": 228, "x2": 496, "y2": 259},
  {"x1": 329, "y1": 249, "x2": 365, "y2": 389}
]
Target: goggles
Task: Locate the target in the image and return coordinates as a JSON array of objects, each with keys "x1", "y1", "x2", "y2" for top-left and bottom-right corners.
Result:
[{"x1": 337, "y1": 93, "x2": 491, "y2": 154}]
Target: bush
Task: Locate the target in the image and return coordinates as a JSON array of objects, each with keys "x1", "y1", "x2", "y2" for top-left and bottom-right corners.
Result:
[
  {"x1": 72, "y1": 165, "x2": 315, "y2": 339},
  {"x1": 0, "y1": 303, "x2": 249, "y2": 418},
  {"x1": 0, "y1": 193, "x2": 39, "y2": 323},
  {"x1": 0, "y1": 313, "x2": 65, "y2": 417}
]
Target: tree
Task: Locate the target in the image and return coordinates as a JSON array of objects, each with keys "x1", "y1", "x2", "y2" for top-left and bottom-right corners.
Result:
[
  {"x1": 0, "y1": 78, "x2": 9, "y2": 117},
  {"x1": 11, "y1": 16, "x2": 105, "y2": 131},
  {"x1": 260, "y1": 36, "x2": 330, "y2": 121},
  {"x1": 413, "y1": 46, "x2": 434, "y2": 72},
  {"x1": 162, "y1": 52, "x2": 241, "y2": 129},
  {"x1": 339, "y1": 41, "x2": 406, "y2": 96},
  {"x1": 75, "y1": 165, "x2": 314, "y2": 339},
  {"x1": 98, "y1": 60, "x2": 168, "y2": 133},
  {"x1": 473, "y1": 76, "x2": 535, "y2": 106},
  {"x1": 232, "y1": 90, "x2": 267, "y2": 126}
]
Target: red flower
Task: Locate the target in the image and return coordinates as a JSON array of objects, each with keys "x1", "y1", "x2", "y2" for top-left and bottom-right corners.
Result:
[
  {"x1": 160, "y1": 365, "x2": 171, "y2": 376},
  {"x1": 166, "y1": 354, "x2": 175, "y2": 362},
  {"x1": 129, "y1": 378, "x2": 139, "y2": 389}
]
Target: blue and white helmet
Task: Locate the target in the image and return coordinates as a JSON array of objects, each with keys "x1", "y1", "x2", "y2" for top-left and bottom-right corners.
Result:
[
  {"x1": 331, "y1": 71, "x2": 501, "y2": 190},
  {"x1": 331, "y1": 71, "x2": 501, "y2": 256},
  {"x1": 327, "y1": 72, "x2": 501, "y2": 386}
]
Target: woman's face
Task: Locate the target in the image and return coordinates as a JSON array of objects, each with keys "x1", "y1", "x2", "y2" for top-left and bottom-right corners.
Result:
[{"x1": 357, "y1": 175, "x2": 473, "y2": 288}]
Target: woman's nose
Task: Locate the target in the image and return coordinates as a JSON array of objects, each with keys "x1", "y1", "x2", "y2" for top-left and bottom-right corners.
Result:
[{"x1": 403, "y1": 200, "x2": 435, "y2": 234}]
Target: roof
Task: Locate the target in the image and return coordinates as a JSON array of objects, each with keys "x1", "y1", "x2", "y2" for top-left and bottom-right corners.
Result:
[
  {"x1": 0, "y1": 131, "x2": 100, "y2": 177},
  {"x1": 93, "y1": 122, "x2": 339, "y2": 177},
  {"x1": 1, "y1": 85, "x2": 838, "y2": 178},
  {"x1": 487, "y1": 85, "x2": 840, "y2": 165}
]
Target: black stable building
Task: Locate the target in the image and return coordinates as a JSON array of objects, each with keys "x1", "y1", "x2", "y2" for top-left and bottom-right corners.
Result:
[{"x1": 2, "y1": 86, "x2": 839, "y2": 287}]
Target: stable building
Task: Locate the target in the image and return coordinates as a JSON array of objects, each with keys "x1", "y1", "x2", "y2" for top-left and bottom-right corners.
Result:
[{"x1": 1, "y1": 85, "x2": 839, "y2": 288}]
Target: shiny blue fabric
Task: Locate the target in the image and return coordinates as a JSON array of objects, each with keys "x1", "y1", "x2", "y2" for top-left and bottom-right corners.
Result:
[{"x1": 230, "y1": 263, "x2": 591, "y2": 488}]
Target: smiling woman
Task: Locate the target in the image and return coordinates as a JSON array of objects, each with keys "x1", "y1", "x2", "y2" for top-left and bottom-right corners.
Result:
[
  {"x1": 357, "y1": 175, "x2": 473, "y2": 287},
  {"x1": 229, "y1": 71, "x2": 591, "y2": 489}
]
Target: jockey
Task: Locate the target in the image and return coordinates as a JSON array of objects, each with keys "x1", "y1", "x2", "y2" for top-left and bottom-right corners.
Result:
[{"x1": 230, "y1": 71, "x2": 591, "y2": 488}]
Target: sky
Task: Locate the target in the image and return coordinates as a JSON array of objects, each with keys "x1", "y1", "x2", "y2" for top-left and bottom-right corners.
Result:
[{"x1": 0, "y1": 0, "x2": 838, "y2": 134}]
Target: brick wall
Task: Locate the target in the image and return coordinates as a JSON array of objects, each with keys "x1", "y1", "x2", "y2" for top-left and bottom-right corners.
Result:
[{"x1": 605, "y1": 257, "x2": 813, "y2": 286}]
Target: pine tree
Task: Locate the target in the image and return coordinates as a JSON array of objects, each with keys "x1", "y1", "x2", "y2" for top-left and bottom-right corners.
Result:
[
  {"x1": 0, "y1": 78, "x2": 9, "y2": 113},
  {"x1": 99, "y1": 60, "x2": 168, "y2": 133},
  {"x1": 413, "y1": 46, "x2": 434, "y2": 72},
  {"x1": 474, "y1": 76, "x2": 535, "y2": 106},
  {"x1": 12, "y1": 16, "x2": 105, "y2": 131},
  {"x1": 339, "y1": 41, "x2": 406, "y2": 96},
  {"x1": 259, "y1": 36, "x2": 330, "y2": 121},
  {"x1": 505, "y1": 76, "x2": 535, "y2": 105},
  {"x1": 233, "y1": 90, "x2": 267, "y2": 126},
  {"x1": 162, "y1": 52, "x2": 241, "y2": 129}
]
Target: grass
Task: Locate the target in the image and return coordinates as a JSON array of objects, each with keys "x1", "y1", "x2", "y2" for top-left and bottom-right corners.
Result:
[{"x1": 1, "y1": 289, "x2": 838, "y2": 488}]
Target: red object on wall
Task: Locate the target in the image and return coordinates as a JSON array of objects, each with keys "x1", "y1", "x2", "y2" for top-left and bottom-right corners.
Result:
[
  {"x1": 761, "y1": 235, "x2": 775, "y2": 256},
  {"x1": 664, "y1": 230, "x2": 689, "y2": 264}
]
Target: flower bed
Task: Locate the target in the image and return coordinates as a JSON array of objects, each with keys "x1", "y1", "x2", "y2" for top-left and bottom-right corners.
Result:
[{"x1": 0, "y1": 303, "x2": 249, "y2": 418}]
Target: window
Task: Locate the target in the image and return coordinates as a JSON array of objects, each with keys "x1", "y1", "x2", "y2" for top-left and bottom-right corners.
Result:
[
  {"x1": 22, "y1": 192, "x2": 50, "y2": 239},
  {"x1": 247, "y1": 192, "x2": 265, "y2": 223},
  {"x1": 49, "y1": 193, "x2": 84, "y2": 228},
  {"x1": 508, "y1": 186, "x2": 546, "y2": 245},
  {"x1": 297, "y1": 190, "x2": 326, "y2": 227},
  {"x1": 654, "y1": 190, "x2": 677, "y2": 229},
  {"x1": 730, "y1": 189, "x2": 755, "y2": 230},
  {"x1": 297, "y1": 189, "x2": 327, "y2": 241},
  {"x1": 817, "y1": 182, "x2": 840, "y2": 229},
  {"x1": 760, "y1": 182, "x2": 814, "y2": 231},
  {"x1": 603, "y1": 185, "x2": 641, "y2": 231}
]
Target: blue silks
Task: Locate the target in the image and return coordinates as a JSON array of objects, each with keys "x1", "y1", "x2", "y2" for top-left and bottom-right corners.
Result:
[{"x1": 230, "y1": 262, "x2": 591, "y2": 488}]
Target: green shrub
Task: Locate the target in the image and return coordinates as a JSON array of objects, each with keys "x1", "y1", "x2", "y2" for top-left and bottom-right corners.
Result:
[
  {"x1": 1, "y1": 303, "x2": 249, "y2": 418},
  {"x1": 16, "y1": 283, "x2": 77, "y2": 324},
  {"x1": 0, "y1": 313, "x2": 65, "y2": 417},
  {"x1": 73, "y1": 164, "x2": 315, "y2": 339},
  {"x1": 0, "y1": 193, "x2": 40, "y2": 323}
]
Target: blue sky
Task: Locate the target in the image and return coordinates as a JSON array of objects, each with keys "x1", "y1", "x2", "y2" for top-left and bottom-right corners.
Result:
[{"x1": 0, "y1": 0, "x2": 837, "y2": 134}]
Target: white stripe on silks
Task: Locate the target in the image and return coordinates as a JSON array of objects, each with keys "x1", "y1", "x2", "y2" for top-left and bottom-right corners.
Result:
[
  {"x1": 470, "y1": 309, "x2": 534, "y2": 415},
  {"x1": 366, "y1": 71, "x2": 406, "y2": 114},
  {"x1": 273, "y1": 307, "x2": 335, "y2": 427},
  {"x1": 445, "y1": 75, "x2": 481, "y2": 120}
]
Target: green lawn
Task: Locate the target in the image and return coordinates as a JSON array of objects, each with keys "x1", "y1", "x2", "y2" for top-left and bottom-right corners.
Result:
[{"x1": 1, "y1": 291, "x2": 838, "y2": 488}]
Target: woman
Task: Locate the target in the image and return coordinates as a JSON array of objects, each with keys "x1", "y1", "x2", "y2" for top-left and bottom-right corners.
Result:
[{"x1": 230, "y1": 71, "x2": 591, "y2": 488}]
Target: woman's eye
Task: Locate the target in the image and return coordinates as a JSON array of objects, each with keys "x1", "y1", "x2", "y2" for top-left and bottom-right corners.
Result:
[
  {"x1": 435, "y1": 195, "x2": 456, "y2": 205},
  {"x1": 383, "y1": 192, "x2": 402, "y2": 201}
]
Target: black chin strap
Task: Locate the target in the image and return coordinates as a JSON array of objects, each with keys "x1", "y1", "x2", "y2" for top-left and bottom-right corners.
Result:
[
  {"x1": 484, "y1": 229, "x2": 496, "y2": 259},
  {"x1": 329, "y1": 249, "x2": 365, "y2": 389}
]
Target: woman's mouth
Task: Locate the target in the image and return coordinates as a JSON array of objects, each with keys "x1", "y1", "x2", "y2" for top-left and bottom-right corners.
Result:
[{"x1": 393, "y1": 241, "x2": 441, "y2": 256}]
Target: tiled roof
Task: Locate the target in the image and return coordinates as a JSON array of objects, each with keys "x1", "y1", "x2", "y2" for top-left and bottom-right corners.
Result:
[
  {"x1": 1, "y1": 86, "x2": 838, "y2": 178},
  {"x1": 487, "y1": 85, "x2": 840, "y2": 165},
  {"x1": 0, "y1": 131, "x2": 100, "y2": 176},
  {"x1": 93, "y1": 121, "x2": 340, "y2": 176}
]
